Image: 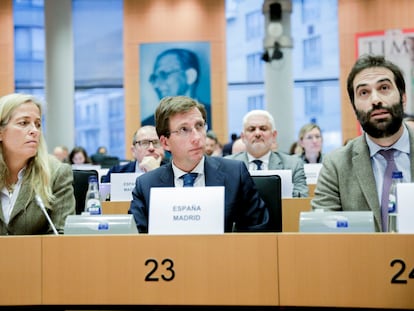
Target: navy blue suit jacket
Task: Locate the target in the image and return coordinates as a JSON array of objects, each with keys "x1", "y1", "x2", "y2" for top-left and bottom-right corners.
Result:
[
  {"x1": 129, "y1": 156, "x2": 269, "y2": 233},
  {"x1": 101, "y1": 161, "x2": 136, "y2": 183}
]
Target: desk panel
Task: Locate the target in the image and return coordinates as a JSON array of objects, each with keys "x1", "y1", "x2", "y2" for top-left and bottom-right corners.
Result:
[
  {"x1": 101, "y1": 200, "x2": 129, "y2": 214},
  {"x1": 282, "y1": 198, "x2": 312, "y2": 232},
  {"x1": 278, "y1": 234, "x2": 414, "y2": 309},
  {"x1": 42, "y1": 234, "x2": 279, "y2": 306},
  {"x1": 0, "y1": 236, "x2": 42, "y2": 305}
]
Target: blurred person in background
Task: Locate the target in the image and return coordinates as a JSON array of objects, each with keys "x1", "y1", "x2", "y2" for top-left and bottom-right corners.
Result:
[
  {"x1": 298, "y1": 123, "x2": 323, "y2": 163},
  {"x1": 52, "y1": 145, "x2": 69, "y2": 163},
  {"x1": 102, "y1": 125, "x2": 166, "y2": 183},
  {"x1": 69, "y1": 146, "x2": 91, "y2": 165}
]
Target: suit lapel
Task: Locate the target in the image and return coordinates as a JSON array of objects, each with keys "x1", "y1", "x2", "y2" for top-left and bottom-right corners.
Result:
[
  {"x1": 204, "y1": 157, "x2": 226, "y2": 186},
  {"x1": 158, "y1": 164, "x2": 176, "y2": 186},
  {"x1": 268, "y1": 152, "x2": 283, "y2": 169},
  {"x1": 353, "y1": 137, "x2": 382, "y2": 227},
  {"x1": 9, "y1": 181, "x2": 31, "y2": 222}
]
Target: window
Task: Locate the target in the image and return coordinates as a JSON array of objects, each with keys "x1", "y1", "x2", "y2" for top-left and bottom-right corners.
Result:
[
  {"x1": 245, "y1": 10, "x2": 263, "y2": 41},
  {"x1": 246, "y1": 52, "x2": 264, "y2": 81},
  {"x1": 304, "y1": 86, "x2": 323, "y2": 115},
  {"x1": 303, "y1": 36, "x2": 322, "y2": 68},
  {"x1": 247, "y1": 95, "x2": 265, "y2": 111}
]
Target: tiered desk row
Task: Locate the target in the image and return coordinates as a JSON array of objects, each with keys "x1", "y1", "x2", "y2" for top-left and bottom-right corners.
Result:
[
  {"x1": 1, "y1": 233, "x2": 414, "y2": 309},
  {"x1": 1, "y1": 196, "x2": 414, "y2": 309}
]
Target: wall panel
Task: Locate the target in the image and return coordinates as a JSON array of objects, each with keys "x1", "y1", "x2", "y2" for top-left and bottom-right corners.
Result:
[{"x1": 124, "y1": 0, "x2": 227, "y2": 156}]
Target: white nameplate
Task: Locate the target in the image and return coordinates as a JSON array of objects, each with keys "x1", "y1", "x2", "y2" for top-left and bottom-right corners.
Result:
[
  {"x1": 148, "y1": 186, "x2": 225, "y2": 235},
  {"x1": 249, "y1": 169, "x2": 293, "y2": 198},
  {"x1": 303, "y1": 163, "x2": 323, "y2": 185},
  {"x1": 396, "y1": 183, "x2": 414, "y2": 233},
  {"x1": 110, "y1": 172, "x2": 141, "y2": 201}
]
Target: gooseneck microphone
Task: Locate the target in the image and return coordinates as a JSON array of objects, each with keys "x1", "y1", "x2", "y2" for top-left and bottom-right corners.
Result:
[{"x1": 35, "y1": 194, "x2": 59, "y2": 235}]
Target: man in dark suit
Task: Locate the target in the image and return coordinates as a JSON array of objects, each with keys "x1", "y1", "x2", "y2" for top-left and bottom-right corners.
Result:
[
  {"x1": 129, "y1": 96, "x2": 269, "y2": 233},
  {"x1": 101, "y1": 125, "x2": 165, "y2": 183}
]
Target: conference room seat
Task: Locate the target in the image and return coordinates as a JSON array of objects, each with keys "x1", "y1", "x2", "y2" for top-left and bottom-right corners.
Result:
[
  {"x1": 72, "y1": 169, "x2": 99, "y2": 215},
  {"x1": 251, "y1": 175, "x2": 282, "y2": 232}
]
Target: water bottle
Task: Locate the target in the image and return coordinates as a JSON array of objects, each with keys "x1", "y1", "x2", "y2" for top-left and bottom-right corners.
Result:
[
  {"x1": 84, "y1": 175, "x2": 102, "y2": 215},
  {"x1": 387, "y1": 171, "x2": 403, "y2": 232}
]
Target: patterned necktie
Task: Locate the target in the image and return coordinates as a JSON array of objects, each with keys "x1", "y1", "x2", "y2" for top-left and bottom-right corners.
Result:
[
  {"x1": 378, "y1": 149, "x2": 398, "y2": 231},
  {"x1": 181, "y1": 173, "x2": 198, "y2": 187},
  {"x1": 252, "y1": 159, "x2": 263, "y2": 170}
]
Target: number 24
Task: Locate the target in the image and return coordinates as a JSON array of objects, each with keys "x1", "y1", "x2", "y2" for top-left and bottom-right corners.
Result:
[{"x1": 390, "y1": 259, "x2": 414, "y2": 284}]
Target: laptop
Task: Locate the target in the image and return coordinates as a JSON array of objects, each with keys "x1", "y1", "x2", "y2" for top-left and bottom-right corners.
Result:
[
  {"x1": 299, "y1": 211, "x2": 375, "y2": 233},
  {"x1": 64, "y1": 214, "x2": 138, "y2": 234}
]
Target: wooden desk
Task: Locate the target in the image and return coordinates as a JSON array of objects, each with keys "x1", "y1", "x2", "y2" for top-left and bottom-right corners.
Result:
[
  {"x1": 308, "y1": 183, "x2": 316, "y2": 196},
  {"x1": 0, "y1": 236, "x2": 42, "y2": 305},
  {"x1": 278, "y1": 234, "x2": 414, "y2": 309},
  {"x1": 2, "y1": 234, "x2": 414, "y2": 309},
  {"x1": 42, "y1": 234, "x2": 279, "y2": 306},
  {"x1": 282, "y1": 198, "x2": 312, "y2": 232},
  {"x1": 101, "y1": 200, "x2": 129, "y2": 214}
]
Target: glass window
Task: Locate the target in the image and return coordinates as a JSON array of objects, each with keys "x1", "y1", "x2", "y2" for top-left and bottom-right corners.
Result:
[
  {"x1": 247, "y1": 52, "x2": 264, "y2": 82},
  {"x1": 247, "y1": 94, "x2": 265, "y2": 111},
  {"x1": 73, "y1": 0, "x2": 124, "y2": 158},
  {"x1": 245, "y1": 10, "x2": 263, "y2": 41},
  {"x1": 303, "y1": 35, "x2": 322, "y2": 68}
]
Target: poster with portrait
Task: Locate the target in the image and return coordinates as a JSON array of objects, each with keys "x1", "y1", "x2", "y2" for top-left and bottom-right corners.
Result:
[
  {"x1": 356, "y1": 28, "x2": 414, "y2": 114},
  {"x1": 139, "y1": 42, "x2": 211, "y2": 127}
]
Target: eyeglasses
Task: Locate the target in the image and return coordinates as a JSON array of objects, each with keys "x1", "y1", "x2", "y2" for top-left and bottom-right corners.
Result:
[
  {"x1": 168, "y1": 122, "x2": 208, "y2": 137},
  {"x1": 149, "y1": 69, "x2": 182, "y2": 84},
  {"x1": 134, "y1": 139, "x2": 161, "y2": 149}
]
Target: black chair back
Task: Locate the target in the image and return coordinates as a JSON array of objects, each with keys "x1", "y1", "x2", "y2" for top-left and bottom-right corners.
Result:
[
  {"x1": 72, "y1": 169, "x2": 99, "y2": 215},
  {"x1": 252, "y1": 175, "x2": 282, "y2": 232},
  {"x1": 99, "y1": 156, "x2": 120, "y2": 169}
]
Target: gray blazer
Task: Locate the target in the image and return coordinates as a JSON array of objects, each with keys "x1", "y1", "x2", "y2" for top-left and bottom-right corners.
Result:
[
  {"x1": 227, "y1": 151, "x2": 309, "y2": 197},
  {"x1": 0, "y1": 155, "x2": 76, "y2": 235},
  {"x1": 311, "y1": 128, "x2": 414, "y2": 232}
]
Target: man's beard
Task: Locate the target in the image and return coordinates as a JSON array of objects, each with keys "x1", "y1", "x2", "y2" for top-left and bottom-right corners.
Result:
[{"x1": 355, "y1": 101, "x2": 404, "y2": 138}]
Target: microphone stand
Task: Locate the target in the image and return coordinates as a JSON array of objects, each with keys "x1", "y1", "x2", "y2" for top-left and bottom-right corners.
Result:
[{"x1": 35, "y1": 194, "x2": 59, "y2": 235}]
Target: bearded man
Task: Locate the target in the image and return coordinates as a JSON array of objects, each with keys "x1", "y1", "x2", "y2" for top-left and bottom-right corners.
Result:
[{"x1": 311, "y1": 54, "x2": 414, "y2": 232}]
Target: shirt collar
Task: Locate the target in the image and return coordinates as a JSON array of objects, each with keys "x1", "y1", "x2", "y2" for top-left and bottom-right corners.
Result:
[
  {"x1": 366, "y1": 125, "x2": 410, "y2": 157},
  {"x1": 172, "y1": 156, "x2": 205, "y2": 178}
]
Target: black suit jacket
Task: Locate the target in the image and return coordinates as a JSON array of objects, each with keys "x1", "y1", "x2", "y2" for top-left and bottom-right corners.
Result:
[{"x1": 129, "y1": 156, "x2": 269, "y2": 233}]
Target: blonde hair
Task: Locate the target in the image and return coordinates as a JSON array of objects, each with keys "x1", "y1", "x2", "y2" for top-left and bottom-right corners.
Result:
[
  {"x1": 0, "y1": 93, "x2": 54, "y2": 208},
  {"x1": 298, "y1": 123, "x2": 322, "y2": 141}
]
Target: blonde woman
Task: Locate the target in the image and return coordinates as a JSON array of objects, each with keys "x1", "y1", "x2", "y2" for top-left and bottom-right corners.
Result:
[
  {"x1": 298, "y1": 123, "x2": 323, "y2": 163},
  {"x1": 0, "y1": 93, "x2": 75, "y2": 234}
]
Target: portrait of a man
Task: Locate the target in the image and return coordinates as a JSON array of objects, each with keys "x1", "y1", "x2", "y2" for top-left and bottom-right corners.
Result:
[{"x1": 140, "y1": 42, "x2": 211, "y2": 127}]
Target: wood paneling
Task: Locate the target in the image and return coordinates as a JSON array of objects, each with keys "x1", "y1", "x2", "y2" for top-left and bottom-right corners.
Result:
[
  {"x1": 123, "y1": 0, "x2": 227, "y2": 158},
  {"x1": 0, "y1": 236, "x2": 42, "y2": 305},
  {"x1": 42, "y1": 234, "x2": 279, "y2": 306},
  {"x1": 0, "y1": 0, "x2": 14, "y2": 96}
]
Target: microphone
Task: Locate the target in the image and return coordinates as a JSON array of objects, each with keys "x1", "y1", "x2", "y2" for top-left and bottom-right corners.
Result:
[{"x1": 35, "y1": 194, "x2": 59, "y2": 235}]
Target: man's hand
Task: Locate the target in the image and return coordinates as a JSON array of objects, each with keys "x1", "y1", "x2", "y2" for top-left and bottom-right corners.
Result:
[{"x1": 139, "y1": 156, "x2": 162, "y2": 172}]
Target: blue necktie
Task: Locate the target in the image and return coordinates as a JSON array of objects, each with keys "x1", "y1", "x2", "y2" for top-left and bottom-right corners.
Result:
[
  {"x1": 378, "y1": 149, "x2": 398, "y2": 231},
  {"x1": 252, "y1": 159, "x2": 263, "y2": 170},
  {"x1": 181, "y1": 173, "x2": 198, "y2": 187}
]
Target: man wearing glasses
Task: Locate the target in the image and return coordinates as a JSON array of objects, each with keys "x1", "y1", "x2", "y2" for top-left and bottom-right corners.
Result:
[
  {"x1": 142, "y1": 48, "x2": 212, "y2": 127},
  {"x1": 101, "y1": 126, "x2": 165, "y2": 183},
  {"x1": 129, "y1": 96, "x2": 269, "y2": 233}
]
